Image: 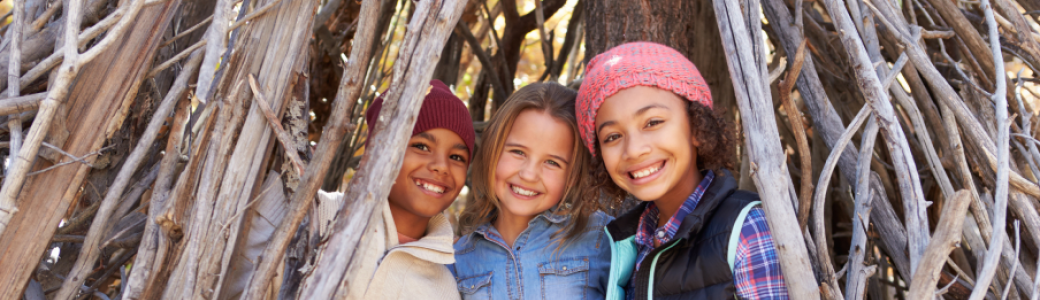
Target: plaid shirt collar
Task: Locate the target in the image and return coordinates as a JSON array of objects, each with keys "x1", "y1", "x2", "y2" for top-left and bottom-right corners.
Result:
[{"x1": 633, "y1": 170, "x2": 715, "y2": 263}]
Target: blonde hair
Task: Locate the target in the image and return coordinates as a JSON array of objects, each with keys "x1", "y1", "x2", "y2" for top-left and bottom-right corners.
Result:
[{"x1": 458, "y1": 82, "x2": 598, "y2": 245}]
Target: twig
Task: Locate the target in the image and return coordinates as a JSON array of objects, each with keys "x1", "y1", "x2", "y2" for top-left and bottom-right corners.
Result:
[
  {"x1": 0, "y1": 92, "x2": 44, "y2": 116},
  {"x1": 969, "y1": 0, "x2": 1011, "y2": 298},
  {"x1": 24, "y1": 145, "x2": 113, "y2": 177},
  {"x1": 147, "y1": 39, "x2": 206, "y2": 78},
  {"x1": 42, "y1": 141, "x2": 91, "y2": 165},
  {"x1": 194, "y1": 0, "x2": 235, "y2": 104},
  {"x1": 907, "y1": 190, "x2": 973, "y2": 300},
  {"x1": 778, "y1": 40, "x2": 812, "y2": 230},
  {"x1": 248, "y1": 74, "x2": 305, "y2": 174},
  {"x1": 532, "y1": 0, "x2": 553, "y2": 75},
  {"x1": 159, "y1": 16, "x2": 213, "y2": 48},
  {"x1": 881, "y1": 53, "x2": 908, "y2": 90},
  {"x1": 30, "y1": 0, "x2": 61, "y2": 32},
  {"x1": 455, "y1": 22, "x2": 509, "y2": 101},
  {"x1": 240, "y1": 0, "x2": 384, "y2": 296},
  {"x1": 846, "y1": 116, "x2": 878, "y2": 300},
  {"x1": 227, "y1": 0, "x2": 285, "y2": 31},
  {"x1": 6, "y1": 0, "x2": 25, "y2": 179},
  {"x1": 1002, "y1": 222, "x2": 1021, "y2": 300},
  {"x1": 812, "y1": 105, "x2": 872, "y2": 299}
]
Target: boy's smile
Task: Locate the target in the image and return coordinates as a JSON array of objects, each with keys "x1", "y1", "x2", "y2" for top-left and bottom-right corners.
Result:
[
  {"x1": 594, "y1": 86, "x2": 702, "y2": 208},
  {"x1": 388, "y1": 128, "x2": 470, "y2": 224}
]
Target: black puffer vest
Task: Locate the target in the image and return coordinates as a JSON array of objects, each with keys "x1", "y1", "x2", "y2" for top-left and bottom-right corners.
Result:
[{"x1": 604, "y1": 169, "x2": 760, "y2": 300}]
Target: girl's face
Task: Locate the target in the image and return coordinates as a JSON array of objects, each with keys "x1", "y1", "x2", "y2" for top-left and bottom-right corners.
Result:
[
  {"x1": 387, "y1": 128, "x2": 470, "y2": 219},
  {"x1": 494, "y1": 109, "x2": 574, "y2": 222},
  {"x1": 594, "y1": 86, "x2": 700, "y2": 204}
]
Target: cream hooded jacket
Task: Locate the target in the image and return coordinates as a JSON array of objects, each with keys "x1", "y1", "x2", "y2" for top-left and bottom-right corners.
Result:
[{"x1": 315, "y1": 191, "x2": 461, "y2": 300}]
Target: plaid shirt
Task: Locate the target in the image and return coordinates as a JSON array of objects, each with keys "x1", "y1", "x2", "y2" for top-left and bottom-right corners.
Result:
[{"x1": 626, "y1": 171, "x2": 788, "y2": 299}]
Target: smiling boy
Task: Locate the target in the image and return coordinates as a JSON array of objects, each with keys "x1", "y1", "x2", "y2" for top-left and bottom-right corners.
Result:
[{"x1": 325, "y1": 79, "x2": 474, "y2": 300}]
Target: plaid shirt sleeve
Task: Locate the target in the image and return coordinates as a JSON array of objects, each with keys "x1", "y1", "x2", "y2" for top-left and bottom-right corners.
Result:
[{"x1": 733, "y1": 207, "x2": 789, "y2": 299}]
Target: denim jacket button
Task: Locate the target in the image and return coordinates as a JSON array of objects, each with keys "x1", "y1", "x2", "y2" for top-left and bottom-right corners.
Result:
[{"x1": 562, "y1": 266, "x2": 567, "y2": 271}]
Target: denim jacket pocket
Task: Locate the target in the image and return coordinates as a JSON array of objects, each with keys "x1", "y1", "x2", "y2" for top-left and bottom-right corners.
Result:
[
  {"x1": 458, "y1": 272, "x2": 493, "y2": 299},
  {"x1": 538, "y1": 256, "x2": 590, "y2": 300}
]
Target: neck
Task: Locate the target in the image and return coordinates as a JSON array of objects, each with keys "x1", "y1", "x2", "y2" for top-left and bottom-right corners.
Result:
[
  {"x1": 493, "y1": 210, "x2": 535, "y2": 248},
  {"x1": 654, "y1": 170, "x2": 703, "y2": 227},
  {"x1": 387, "y1": 202, "x2": 430, "y2": 240}
]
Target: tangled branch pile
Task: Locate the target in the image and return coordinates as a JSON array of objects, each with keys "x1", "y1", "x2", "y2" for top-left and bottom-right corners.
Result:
[{"x1": 0, "y1": 0, "x2": 1037, "y2": 299}]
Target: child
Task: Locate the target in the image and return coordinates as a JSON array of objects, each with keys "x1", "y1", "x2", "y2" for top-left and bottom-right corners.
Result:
[
  {"x1": 327, "y1": 79, "x2": 474, "y2": 300},
  {"x1": 576, "y1": 42, "x2": 789, "y2": 299},
  {"x1": 452, "y1": 82, "x2": 612, "y2": 299}
]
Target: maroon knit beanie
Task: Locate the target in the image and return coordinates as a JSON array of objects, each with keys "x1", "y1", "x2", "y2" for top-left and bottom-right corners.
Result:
[
  {"x1": 575, "y1": 42, "x2": 712, "y2": 156},
  {"x1": 365, "y1": 79, "x2": 475, "y2": 157}
]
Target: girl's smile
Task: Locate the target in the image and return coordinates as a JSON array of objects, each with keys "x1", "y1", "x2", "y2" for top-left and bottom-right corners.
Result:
[
  {"x1": 494, "y1": 109, "x2": 573, "y2": 225},
  {"x1": 594, "y1": 86, "x2": 702, "y2": 207}
]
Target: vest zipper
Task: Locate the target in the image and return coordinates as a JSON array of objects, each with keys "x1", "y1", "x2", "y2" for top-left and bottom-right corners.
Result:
[{"x1": 644, "y1": 238, "x2": 682, "y2": 300}]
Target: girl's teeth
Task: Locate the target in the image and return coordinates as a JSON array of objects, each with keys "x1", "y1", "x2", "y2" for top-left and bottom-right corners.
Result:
[
  {"x1": 633, "y1": 165, "x2": 660, "y2": 179},
  {"x1": 511, "y1": 185, "x2": 537, "y2": 196}
]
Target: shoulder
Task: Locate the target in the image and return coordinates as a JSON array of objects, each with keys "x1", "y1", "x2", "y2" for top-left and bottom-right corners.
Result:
[
  {"x1": 453, "y1": 231, "x2": 480, "y2": 255},
  {"x1": 588, "y1": 211, "x2": 615, "y2": 228}
]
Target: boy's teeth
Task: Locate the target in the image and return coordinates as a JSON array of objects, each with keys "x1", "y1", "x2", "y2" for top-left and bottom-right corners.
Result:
[
  {"x1": 511, "y1": 185, "x2": 538, "y2": 196},
  {"x1": 632, "y1": 165, "x2": 661, "y2": 179},
  {"x1": 414, "y1": 180, "x2": 444, "y2": 194}
]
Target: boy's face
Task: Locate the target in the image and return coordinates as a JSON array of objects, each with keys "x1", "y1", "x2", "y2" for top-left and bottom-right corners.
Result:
[
  {"x1": 494, "y1": 109, "x2": 574, "y2": 221},
  {"x1": 387, "y1": 128, "x2": 470, "y2": 219},
  {"x1": 594, "y1": 86, "x2": 701, "y2": 204}
]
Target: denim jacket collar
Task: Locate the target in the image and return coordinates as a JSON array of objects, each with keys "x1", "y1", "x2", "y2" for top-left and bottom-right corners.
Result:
[{"x1": 472, "y1": 208, "x2": 568, "y2": 239}]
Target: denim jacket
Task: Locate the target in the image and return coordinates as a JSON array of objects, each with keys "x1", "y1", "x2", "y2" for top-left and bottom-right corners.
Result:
[{"x1": 451, "y1": 210, "x2": 614, "y2": 300}]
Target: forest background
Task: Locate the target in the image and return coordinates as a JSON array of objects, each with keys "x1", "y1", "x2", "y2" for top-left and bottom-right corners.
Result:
[{"x1": 0, "y1": 0, "x2": 1036, "y2": 299}]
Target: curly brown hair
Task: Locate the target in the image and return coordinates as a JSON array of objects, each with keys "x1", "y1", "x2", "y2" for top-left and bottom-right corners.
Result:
[{"x1": 587, "y1": 100, "x2": 738, "y2": 208}]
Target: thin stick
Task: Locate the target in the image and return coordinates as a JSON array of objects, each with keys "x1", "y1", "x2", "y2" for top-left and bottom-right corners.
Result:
[
  {"x1": 1002, "y1": 222, "x2": 1021, "y2": 300},
  {"x1": 970, "y1": 0, "x2": 1011, "y2": 297},
  {"x1": 227, "y1": 0, "x2": 285, "y2": 32},
  {"x1": 455, "y1": 22, "x2": 509, "y2": 105},
  {"x1": 778, "y1": 39, "x2": 813, "y2": 230},
  {"x1": 50, "y1": 1, "x2": 182, "y2": 293},
  {"x1": 240, "y1": 0, "x2": 384, "y2": 295},
  {"x1": 846, "y1": 115, "x2": 879, "y2": 300},
  {"x1": 906, "y1": 190, "x2": 972, "y2": 300},
  {"x1": 147, "y1": 40, "x2": 206, "y2": 78},
  {"x1": 194, "y1": 0, "x2": 235, "y2": 104},
  {"x1": 813, "y1": 105, "x2": 872, "y2": 299},
  {"x1": 248, "y1": 74, "x2": 305, "y2": 174},
  {"x1": 6, "y1": 0, "x2": 24, "y2": 178},
  {"x1": 159, "y1": 16, "x2": 212, "y2": 48},
  {"x1": 30, "y1": 0, "x2": 61, "y2": 32}
]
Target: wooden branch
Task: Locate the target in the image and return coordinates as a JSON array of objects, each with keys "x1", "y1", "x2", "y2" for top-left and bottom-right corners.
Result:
[
  {"x1": 712, "y1": 0, "x2": 819, "y2": 298},
  {"x1": 227, "y1": 0, "x2": 285, "y2": 31},
  {"x1": 194, "y1": 0, "x2": 234, "y2": 104},
  {"x1": 159, "y1": 16, "x2": 212, "y2": 48},
  {"x1": 6, "y1": 0, "x2": 25, "y2": 179},
  {"x1": 907, "y1": 190, "x2": 973, "y2": 300},
  {"x1": 846, "y1": 117, "x2": 879, "y2": 300},
  {"x1": 249, "y1": 74, "x2": 305, "y2": 174},
  {"x1": 820, "y1": 0, "x2": 931, "y2": 273},
  {"x1": 455, "y1": 22, "x2": 509, "y2": 101},
  {"x1": 123, "y1": 52, "x2": 199, "y2": 300},
  {"x1": 924, "y1": 0, "x2": 995, "y2": 79},
  {"x1": 778, "y1": 40, "x2": 813, "y2": 230},
  {"x1": 147, "y1": 39, "x2": 206, "y2": 78},
  {"x1": 239, "y1": 0, "x2": 384, "y2": 296},
  {"x1": 970, "y1": 0, "x2": 1012, "y2": 297},
  {"x1": 0, "y1": 92, "x2": 43, "y2": 116},
  {"x1": 814, "y1": 105, "x2": 872, "y2": 299},
  {"x1": 30, "y1": 0, "x2": 61, "y2": 32},
  {"x1": 532, "y1": 0, "x2": 553, "y2": 76},
  {"x1": 296, "y1": 0, "x2": 469, "y2": 297}
]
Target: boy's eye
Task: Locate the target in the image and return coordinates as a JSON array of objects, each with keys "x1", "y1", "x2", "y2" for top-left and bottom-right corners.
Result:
[
  {"x1": 411, "y1": 143, "x2": 429, "y2": 151},
  {"x1": 645, "y1": 119, "x2": 664, "y2": 128},
  {"x1": 450, "y1": 154, "x2": 467, "y2": 163}
]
